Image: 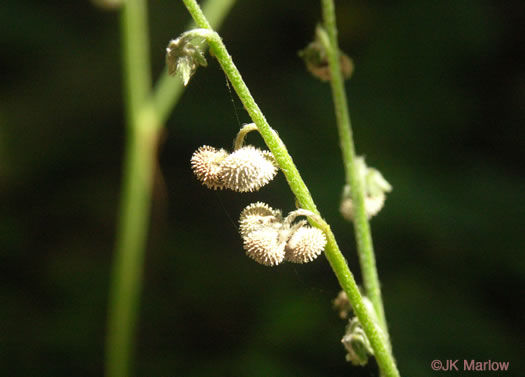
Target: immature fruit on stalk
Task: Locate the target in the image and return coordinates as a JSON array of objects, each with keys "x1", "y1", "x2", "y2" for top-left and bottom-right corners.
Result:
[
  {"x1": 220, "y1": 146, "x2": 278, "y2": 192},
  {"x1": 340, "y1": 157, "x2": 392, "y2": 220},
  {"x1": 340, "y1": 192, "x2": 386, "y2": 220},
  {"x1": 190, "y1": 146, "x2": 229, "y2": 190}
]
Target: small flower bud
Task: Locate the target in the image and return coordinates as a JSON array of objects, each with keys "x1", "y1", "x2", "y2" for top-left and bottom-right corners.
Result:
[
  {"x1": 242, "y1": 228, "x2": 286, "y2": 267},
  {"x1": 220, "y1": 146, "x2": 278, "y2": 192},
  {"x1": 239, "y1": 202, "x2": 282, "y2": 237},
  {"x1": 285, "y1": 226, "x2": 327, "y2": 263},
  {"x1": 190, "y1": 146, "x2": 228, "y2": 190}
]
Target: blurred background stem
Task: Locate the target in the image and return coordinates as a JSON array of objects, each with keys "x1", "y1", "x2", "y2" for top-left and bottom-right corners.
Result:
[
  {"x1": 320, "y1": 0, "x2": 389, "y2": 338},
  {"x1": 106, "y1": 0, "x2": 155, "y2": 376},
  {"x1": 106, "y1": 0, "x2": 236, "y2": 376}
]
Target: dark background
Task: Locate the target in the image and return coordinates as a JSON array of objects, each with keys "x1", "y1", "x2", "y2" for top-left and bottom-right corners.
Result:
[{"x1": 1, "y1": 0, "x2": 524, "y2": 376}]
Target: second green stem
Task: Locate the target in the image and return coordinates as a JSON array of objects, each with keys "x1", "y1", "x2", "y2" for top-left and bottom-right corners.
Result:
[{"x1": 320, "y1": 0, "x2": 388, "y2": 337}]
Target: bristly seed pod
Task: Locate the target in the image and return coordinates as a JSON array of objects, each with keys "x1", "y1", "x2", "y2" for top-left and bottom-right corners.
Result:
[
  {"x1": 239, "y1": 202, "x2": 282, "y2": 237},
  {"x1": 285, "y1": 226, "x2": 327, "y2": 263},
  {"x1": 243, "y1": 228, "x2": 286, "y2": 266},
  {"x1": 190, "y1": 145, "x2": 229, "y2": 190},
  {"x1": 220, "y1": 146, "x2": 278, "y2": 192}
]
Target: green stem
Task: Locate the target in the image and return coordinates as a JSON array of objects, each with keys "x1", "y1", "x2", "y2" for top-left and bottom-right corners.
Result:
[
  {"x1": 181, "y1": 1, "x2": 400, "y2": 376},
  {"x1": 107, "y1": 1, "x2": 237, "y2": 376},
  {"x1": 106, "y1": 1, "x2": 156, "y2": 376},
  {"x1": 319, "y1": 0, "x2": 389, "y2": 337}
]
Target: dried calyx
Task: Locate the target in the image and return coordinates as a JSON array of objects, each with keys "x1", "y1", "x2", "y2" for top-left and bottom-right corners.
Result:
[
  {"x1": 239, "y1": 202, "x2": 327, "y2": 266},
  {"x1": 333, "y1": 290, "x2": 353, "y2": 319},
  {"x1": 340, "y1": 157, "x2": 392, "y2": 220},
  {"x1": 299, "y1": 25, "x2": 353, "y2": 82}
]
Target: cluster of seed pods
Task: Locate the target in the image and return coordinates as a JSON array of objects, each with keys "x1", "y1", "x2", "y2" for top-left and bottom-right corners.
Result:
[
  {"x1": 191, "y1": 145, "x2": 278, "y2": 192},
  {"x1": 239, "y1": 202, "x2": 327, "y2": 266}
]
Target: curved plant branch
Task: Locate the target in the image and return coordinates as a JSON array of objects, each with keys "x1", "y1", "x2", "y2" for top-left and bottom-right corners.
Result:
[
  {"x1": 319, "y1": 0, "x2": 389, "y2": 339},
  {"x1": 180, "y1": 1, "x2": 400, "y2": 376}
]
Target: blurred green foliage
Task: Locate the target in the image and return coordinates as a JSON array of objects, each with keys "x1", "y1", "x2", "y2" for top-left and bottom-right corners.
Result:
[{"x1": 1, "y1": 0, "x2": 524, "y2": 376}]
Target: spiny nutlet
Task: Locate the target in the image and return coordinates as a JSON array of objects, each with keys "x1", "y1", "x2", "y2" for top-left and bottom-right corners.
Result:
[
  {"x1": 239, "y1": 202, "x2": 282, "y2": 237},
  {"x1": 285, "y1": 226, "x2": 327, "y2": 263},
  {"x1": 219, "y1": 146, "x2": 278, "y2": 192},
  {"x1": 243, "y1": 228, "x2": 286, "y2": 267},
  {"x1": 190, "y1": 145, "x2": 229, "y2": 190}
]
